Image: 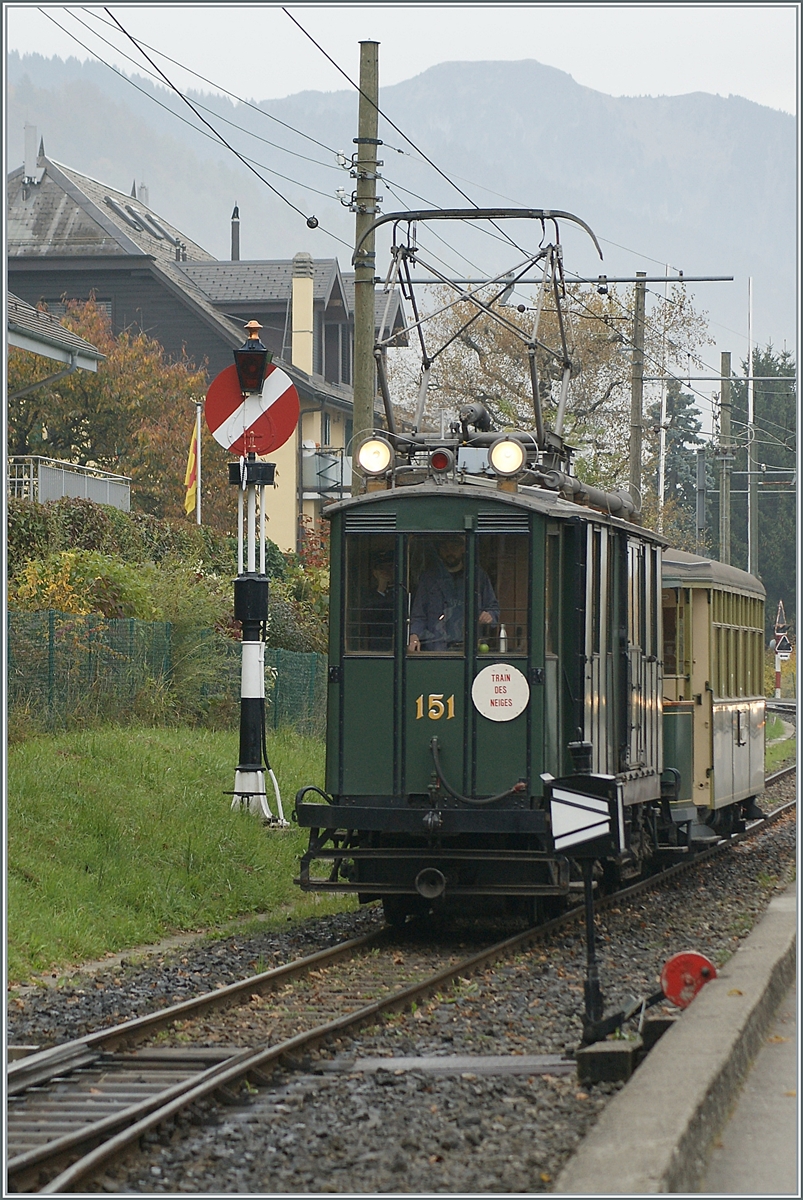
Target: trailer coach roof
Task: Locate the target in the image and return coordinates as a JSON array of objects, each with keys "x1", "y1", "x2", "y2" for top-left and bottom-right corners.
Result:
[{"x1": 662, "y1": 549, "x2": 765, "y2": 597}]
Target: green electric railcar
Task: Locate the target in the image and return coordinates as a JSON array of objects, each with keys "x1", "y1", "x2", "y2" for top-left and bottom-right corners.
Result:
[
  {"x1": 295, "y1": 475, "x2": 666, "y2": 922},
  {"x1": 292, "y1": 206, "x2": 766, "y2": 927}
]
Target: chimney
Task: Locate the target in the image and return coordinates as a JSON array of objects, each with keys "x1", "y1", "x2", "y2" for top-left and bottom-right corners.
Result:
[
  {"x1": 292, "y1": 251, "x2": 314, "y2": 374},
  {"x1": 24, "y1": 124, "x2": 38, "y2": 181},
  {"x1": 23, "y1": 124, "x2": 45, "y2": 191},
  {"x1": 131, "y1": 179, "x2": 137, "y2": 199},
  {"x1": 139, "y1": 182, "x2": 149, "y2": 208},
  {"x1": 231, "y1": 204, "x2": 240, "y2": 261}
]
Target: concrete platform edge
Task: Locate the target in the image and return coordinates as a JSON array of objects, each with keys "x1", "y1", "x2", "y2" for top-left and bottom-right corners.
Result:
[{"x1": 555, "y1": 886, "x2": 797, "y2": 1195}]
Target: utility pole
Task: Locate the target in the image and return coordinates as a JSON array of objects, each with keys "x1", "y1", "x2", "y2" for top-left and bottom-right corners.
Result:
[
  {"x1": 351, "y1": 40, "x2": 380, "y2": 495},
  {"x1": 657, "y1": 265, "x2": 669, "y2": 532},
  {"x1": 747, "y1": 278, "x2": 757, "y2": 576},
  {"x1": 718, "y1": 351, "x2": 732, "y2": 563},
  {"x1": 695, "y1": 447, "x2": 706, "y2": 553},
  {"x1": 628, "y1": 271, "x2": 646, "y2": 512}
]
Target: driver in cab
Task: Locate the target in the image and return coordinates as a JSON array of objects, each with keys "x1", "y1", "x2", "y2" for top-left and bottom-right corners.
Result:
[{"x1": 408, "y1": 536, "x2": 498, "y2": 652}]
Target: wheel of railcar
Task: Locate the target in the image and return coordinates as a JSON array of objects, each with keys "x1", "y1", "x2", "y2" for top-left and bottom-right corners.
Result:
[
  {"x1": 706, "y1": 806, "x2": 737, "y2": 837},
  {"x1": 382, "y1": 895, "x2": 410, "y2": 927}
]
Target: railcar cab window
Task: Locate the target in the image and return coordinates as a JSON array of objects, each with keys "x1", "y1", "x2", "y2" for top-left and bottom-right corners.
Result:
[
  {"x1": 406, "y1": 533, "x2": 527, "y2": 655},
  {"x1": 344, "y1": 536, "x2": 396, "y2": 653}
]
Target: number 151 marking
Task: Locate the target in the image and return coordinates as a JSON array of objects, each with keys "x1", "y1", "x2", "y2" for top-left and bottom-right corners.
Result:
[{"x1": 415, "y1": 693, "x2": 456, "y2": 720}]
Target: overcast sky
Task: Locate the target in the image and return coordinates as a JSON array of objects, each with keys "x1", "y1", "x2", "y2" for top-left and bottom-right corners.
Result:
[{"x1": 6, "y1": 3, "x2": 799, "y2": 114}]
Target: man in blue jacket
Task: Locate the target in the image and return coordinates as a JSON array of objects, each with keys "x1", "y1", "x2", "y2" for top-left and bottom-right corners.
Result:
[{"x1": 408, "y1": 536, "x2": 498, "y2": 652}]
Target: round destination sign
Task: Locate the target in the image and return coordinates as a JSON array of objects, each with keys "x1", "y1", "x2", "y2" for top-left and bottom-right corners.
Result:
[
  {"x1": 205, "y1": 363, "x2": 300, "y2": 455},
  {"x1": 471, "y1": 662, "x2": 530, "y2": 722}
]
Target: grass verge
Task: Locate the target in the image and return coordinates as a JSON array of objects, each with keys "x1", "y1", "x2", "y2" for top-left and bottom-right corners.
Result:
[
  {"x1": 766, "y1": 735, "x2": 796, "y2": 775},
  {"x1": 7, "y1": 726, "x2": 357, "y2": 983}
]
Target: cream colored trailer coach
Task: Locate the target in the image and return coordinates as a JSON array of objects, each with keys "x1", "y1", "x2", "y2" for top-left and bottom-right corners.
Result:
[{"x1": 661, "y1": 549, "x2": 765, "y2": 834}]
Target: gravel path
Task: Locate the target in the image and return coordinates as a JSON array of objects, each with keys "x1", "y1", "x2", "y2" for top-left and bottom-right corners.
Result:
[{"x1": 19, "y1": 780, "x2": 789, "y2": 1196}]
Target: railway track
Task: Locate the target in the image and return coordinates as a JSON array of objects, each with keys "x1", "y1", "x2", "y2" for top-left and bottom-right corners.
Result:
[
  {"x1": 7, "y1": 767, "x2": 796, "y2": 1194},
  {"x1": 766, "y1": 699, "x2": 797, "y2": 713}
]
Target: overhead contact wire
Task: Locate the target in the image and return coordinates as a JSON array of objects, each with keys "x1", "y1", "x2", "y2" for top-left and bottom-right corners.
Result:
[
  {"x1": 81, "y1": 5, "x2": 342, "y2": 157},
  {"x1": 102, "y1": 6, "x2": 348, "y2": 243},
  {"x1": 41, "y1": 8, "x2": 351, "y2": 240},
  {"x1": 67, "y1": 9, "x2": 342, "y2": 173},
  {"x1": 281, "y1": 7, "x2": 531, "y2": 258}
]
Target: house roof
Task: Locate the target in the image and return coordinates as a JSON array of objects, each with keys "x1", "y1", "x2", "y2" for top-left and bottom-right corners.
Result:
[
  {"x1": 7, "y1": 159, "x2": 215, "y2": 264},
  {"x1": 180, "y1": 260, "x2": 346, "y2": 308},
  {"x1": 7, "y1": 150, "x2": 401, "y2": 400},
  {"x1": 180, "y1": 261, "x2": 407, "y2": 340},
  {"x1": 7, "y1": 292, "x2": 104, "y2": 370},
  {"x1": 7, "y1": 156, "x2": 244, "y2": 355}
]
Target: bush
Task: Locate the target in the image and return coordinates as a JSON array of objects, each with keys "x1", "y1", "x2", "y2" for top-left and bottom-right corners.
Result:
[
  {"x1": 6, "y1": 497, "x2": 285, "y2": 580},
  {"x1": 10, "y1": 550, "x2": 157, "y2": 619}
]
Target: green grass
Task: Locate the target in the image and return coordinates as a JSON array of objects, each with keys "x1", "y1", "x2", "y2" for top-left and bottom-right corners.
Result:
[
  {"x1": 7, "y1": 726, "x2": 357, "y2": 983},
  {"x1": 766, "y1": 735, "x2": 796, "y2": 775},
  {"x1": 765, "y1": 715, "x2": 787, "y2": 741}
]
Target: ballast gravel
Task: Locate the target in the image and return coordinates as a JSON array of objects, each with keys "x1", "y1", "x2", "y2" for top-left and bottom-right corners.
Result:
[{"x1": 8, "y1": 779, "x2": 796, "y2": 1194}]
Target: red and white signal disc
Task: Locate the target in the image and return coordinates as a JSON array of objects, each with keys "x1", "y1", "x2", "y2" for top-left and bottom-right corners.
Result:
[{"x1": 205, "y1": 363, "x2": 300, "y2": 455}]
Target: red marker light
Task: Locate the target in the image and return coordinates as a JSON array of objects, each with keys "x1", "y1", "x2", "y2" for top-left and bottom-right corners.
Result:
[{"x1": 430, "y1": 448, "x2": 453, "y2": 472}]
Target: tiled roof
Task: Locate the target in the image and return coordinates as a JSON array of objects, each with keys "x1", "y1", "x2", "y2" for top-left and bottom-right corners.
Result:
[
  {"x1": 7, "y1": 156, "x2": 242, "y2": 352},
  {"x1": 7, "y1": 292, "x2": 105, "y2": 365},
  {"x1": 180, "y1": 261, "x2": 407, "y2": 341},
  {"x1": 7, "y1": 159, "x2": 215, "y2": 265},
  {"x1": 180, "y1": 260, "x2": 344, "y2": 306}
]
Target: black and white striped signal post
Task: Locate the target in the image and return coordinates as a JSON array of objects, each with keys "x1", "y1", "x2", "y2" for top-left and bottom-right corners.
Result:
[
  {"x1": 229, "y1": 453, "x2": 287, "y2": 823},
  {"x1": 204, "y1": 319, "x2": 300, "y2": 826}
]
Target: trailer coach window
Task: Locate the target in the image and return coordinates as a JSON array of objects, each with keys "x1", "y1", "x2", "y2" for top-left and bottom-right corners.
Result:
[
  {"x1": 662, "y1": 589, "x2": 679, "y2": 675},
  {"x1": 344, "y1": 535, "x2": 396, "y2": 653}
]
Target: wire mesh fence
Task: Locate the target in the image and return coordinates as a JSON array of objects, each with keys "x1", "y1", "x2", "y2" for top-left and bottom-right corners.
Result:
[{"x1": 7, "y1": 611, "x2": 327, "y2": 736}]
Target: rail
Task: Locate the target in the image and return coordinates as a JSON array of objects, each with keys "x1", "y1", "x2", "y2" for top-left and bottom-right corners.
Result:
[{"x1": 9, "y1": 768, "x2": 795, "y2": 1193}]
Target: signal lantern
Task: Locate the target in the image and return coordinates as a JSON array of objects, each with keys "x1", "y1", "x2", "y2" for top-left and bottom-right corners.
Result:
[
  {"x1": 233, "y1": 320, "x2": 270, "y2": 394},
  {"x1": 429, "y1": 447, "x2": 454, "y2": 473}
]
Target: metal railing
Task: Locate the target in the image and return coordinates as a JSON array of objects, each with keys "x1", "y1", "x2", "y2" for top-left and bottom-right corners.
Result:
[
  {"x1": 7, "y1": 457, "x2": 131, "y2": 511},
  {"x1": 301, "y1": 446, "x2": 352, "y2": 498}
]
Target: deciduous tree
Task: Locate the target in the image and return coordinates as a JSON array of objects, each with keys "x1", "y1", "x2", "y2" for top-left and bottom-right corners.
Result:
[
  {"x1": 387, "y1": 280, "x2": 712, "y2": 497},
  {"x1": 7, "y1": 298, "x2": 236, "y2": 532}
]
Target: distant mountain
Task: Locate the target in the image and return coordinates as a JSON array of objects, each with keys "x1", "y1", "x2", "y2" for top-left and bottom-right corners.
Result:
[{"x1": 7, "y1": 51, "x2": 796, "y2": 353}]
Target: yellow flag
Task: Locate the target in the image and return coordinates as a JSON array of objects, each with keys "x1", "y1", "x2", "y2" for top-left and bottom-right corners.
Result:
[{"x1": 184, "y1": 424, "x2": 198, "y2": 516}]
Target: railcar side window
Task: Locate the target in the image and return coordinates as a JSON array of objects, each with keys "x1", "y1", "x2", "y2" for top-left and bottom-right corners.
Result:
[
  {"x1": 477, "y1": 534, "x2": 529, "y2": 654},
  {"x1": 344, "y1": 535, "x2": 396, "y2": 653},
  {"x1": 590, "y1": 529, "x2": 601, "y2": 654}
]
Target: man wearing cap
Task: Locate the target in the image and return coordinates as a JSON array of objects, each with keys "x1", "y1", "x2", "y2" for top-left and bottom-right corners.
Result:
[
  {"x1": 363, "y1": 549, "x2": 396, "y2": 651},
  {"x1": 408, "y1": 537, "x2": 498, "y2": 652}
]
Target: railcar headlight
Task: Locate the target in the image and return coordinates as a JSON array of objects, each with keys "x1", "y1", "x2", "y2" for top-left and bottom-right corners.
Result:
[
  {"x1": 357, "y1": 436, "x2": 394, "y2": 475},
  {"x1": 488, "y1": 435, "x2": 526, "y2": 477}
]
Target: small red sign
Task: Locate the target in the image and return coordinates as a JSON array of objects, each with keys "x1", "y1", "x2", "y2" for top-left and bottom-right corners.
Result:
[
  {"x1": 205, "y1": 363, "x2": 299, "y2": 455},
  {"x1": 660, "y1": 951, "x2": 717, "y2": 1008}
]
